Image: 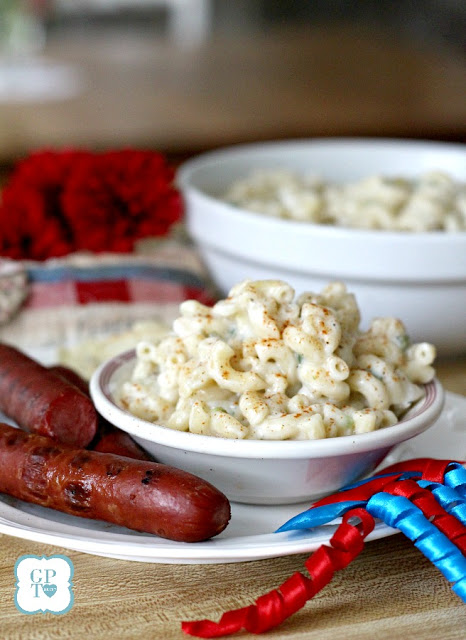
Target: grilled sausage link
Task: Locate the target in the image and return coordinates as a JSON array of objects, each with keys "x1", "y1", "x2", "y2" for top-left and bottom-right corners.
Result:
[
  {"x1": 0, "y1": 423, "x2": 230, "y2": 542},
  {"x1": 0, "y1": 344, "x2": 97, "y2": 447},
  {"x1": 49, "y1": 364, "x2": 152, "y2": 460}
]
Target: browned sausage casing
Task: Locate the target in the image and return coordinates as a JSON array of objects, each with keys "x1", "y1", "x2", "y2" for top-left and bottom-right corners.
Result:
[
  {"x1": 90, "y1": 429, "x2": 153, "y2": 460},
  {"x1": 0, "y1": 344, "x2": 97, "y2": 448},
  {"x1": 49, "y1": 364, "x2": 152, "y2": 461},
  {"x1": 0, "y1": 423, "x2": 230, "y2": 542},
  {"x1": 47, "y1": 364, "x2": 92, "y2": 396}
]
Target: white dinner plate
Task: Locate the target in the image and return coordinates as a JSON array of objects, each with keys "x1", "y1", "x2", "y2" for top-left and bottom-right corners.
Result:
[{"x1": 0, "y1": 392, "x2": 464, "y2": 564}]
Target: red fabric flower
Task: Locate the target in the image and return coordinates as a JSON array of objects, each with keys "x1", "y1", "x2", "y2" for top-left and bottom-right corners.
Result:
[
  {"x1": 0, "y1": 150, "x2": 90, "y2": 260},
  {"x1": 62, "y1": 150, "x2": 182, "y2": 253},
  {"x1": 0, "y1": 149, "x2": 183, "y2": 260}
]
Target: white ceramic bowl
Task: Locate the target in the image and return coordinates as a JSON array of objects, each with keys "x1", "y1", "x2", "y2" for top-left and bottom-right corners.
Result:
[
  {"x1": 90, "y1": 349, "x2": 445, "y2": 506},
  {"x1": 177, "y1": 138, "x2": 466, "y2": 356}
]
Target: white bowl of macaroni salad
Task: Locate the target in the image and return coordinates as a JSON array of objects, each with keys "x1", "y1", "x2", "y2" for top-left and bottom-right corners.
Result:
[
  {"x1": 177, "y1": 138, "x2": 466, "y2": 356},
  {"x1": 90, "y1": 279, "x2": 445, "y2": 505}
]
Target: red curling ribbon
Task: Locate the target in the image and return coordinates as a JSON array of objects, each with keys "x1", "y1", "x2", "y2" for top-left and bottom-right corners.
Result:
[
  {"x1": 381, "y1": 458, "x2": 465, "y2": 483},
  {"x1": 312, "y1": 459, "x2": 466, "y2": 511},
  {"x1": 181, "y1": 508, "x2": 374, "y2": 638},
  {"x1": 311, "y1": 473, "x2": 406, "y2": 508},
  {"x1": 182, "y1": 459, "x2": 466, "y2": 637}
]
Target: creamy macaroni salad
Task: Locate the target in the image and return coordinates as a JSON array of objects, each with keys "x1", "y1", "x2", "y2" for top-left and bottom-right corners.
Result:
[
  {"x1": 119, "y1": 280, "x2": 436, "y2": 440},
  {"x1": 224, "y1": 170, "x2": 466, "y2": 231}
]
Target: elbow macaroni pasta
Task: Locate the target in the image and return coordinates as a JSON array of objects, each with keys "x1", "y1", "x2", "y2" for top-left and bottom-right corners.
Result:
[
  {"x1": 119, "y1": 280, "x2": 436, "y2": 440},
  {"x1": 223, "y1": 170, "x2": 466, "y2": 232}
]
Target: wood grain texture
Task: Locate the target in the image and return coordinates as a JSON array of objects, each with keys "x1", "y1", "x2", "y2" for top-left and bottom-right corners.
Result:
[
  {"x1": 1, "y1": 535, "x2": 465, "y2": 640},
  {"x1": 0, "y1": 363, "x2": 464, "y2": 639},
  {"x1": 0, "y1": 24, "x2": 465, "y2": 163}
]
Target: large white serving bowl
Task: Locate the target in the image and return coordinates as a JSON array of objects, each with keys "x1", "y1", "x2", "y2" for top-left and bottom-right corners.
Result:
[
  {"x1": 90, "y1": 349, "x2": 445, "y2": 506},
  {"x1": 177, "y1": 138, "x2": 466, "y2": 356}
]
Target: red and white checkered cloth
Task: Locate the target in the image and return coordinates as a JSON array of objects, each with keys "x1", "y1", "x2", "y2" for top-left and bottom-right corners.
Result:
[{"x1": 0, "y1": 241, "x2": 216, "y2": 356}]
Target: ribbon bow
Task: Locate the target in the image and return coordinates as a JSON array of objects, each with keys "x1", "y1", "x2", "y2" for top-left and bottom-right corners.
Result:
[{"x1": 182, "y1": 458, "x2": 466, "y2": 638}]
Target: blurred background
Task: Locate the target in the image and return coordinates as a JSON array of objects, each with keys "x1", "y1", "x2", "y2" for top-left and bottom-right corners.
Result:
[{"x1": 0, "y1": 0, "x2": 465, "y2": 169}]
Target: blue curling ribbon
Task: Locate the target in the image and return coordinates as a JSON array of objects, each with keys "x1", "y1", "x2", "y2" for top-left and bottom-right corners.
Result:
[
  {"x1": 366, "y1": 492, "x2": 466, "y2": 602},
  {"x1": 275, "y1": 500, "x2": 367, "y2": 532},
  {"x1": 417, "y1": 480, "x2": 466, "y2": 526},
  {"x1": 444, "y1": 463, "x2": 466, "y2": 497},
  {"x1": 273, "y1": 464, "x2": 466, "y2": 605},
  {"x1": 275, "y1": 469, "x2": 466, "y2": 534}
]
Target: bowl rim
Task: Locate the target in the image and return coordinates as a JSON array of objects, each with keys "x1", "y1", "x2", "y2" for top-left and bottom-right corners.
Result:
[
  {"x1": 90, "y1": 349, "x2": 445, "y2": 460},
  {"x1": 177, "y1": 136, "x2": 466, "y2": 243}
]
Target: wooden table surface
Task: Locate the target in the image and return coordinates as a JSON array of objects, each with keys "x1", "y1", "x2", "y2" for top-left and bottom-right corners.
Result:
[
  {"x1": 0, "y1": 23, "x2": 465, "y2": 164},
  {"x1": 0, "y1": 357, "x2": 465, "y2": 640}
]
